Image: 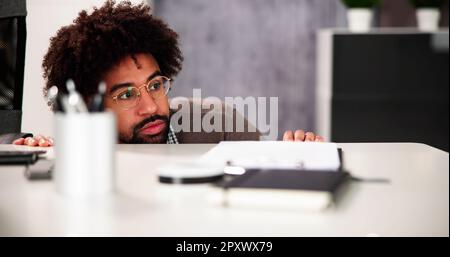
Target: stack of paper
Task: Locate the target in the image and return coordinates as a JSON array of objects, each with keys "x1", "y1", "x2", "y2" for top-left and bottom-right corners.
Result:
[{"x1": 200, "y1": 141, "x2": 341, "y2": 171}]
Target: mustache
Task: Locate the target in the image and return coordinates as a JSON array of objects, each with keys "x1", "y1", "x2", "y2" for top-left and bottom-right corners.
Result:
[{"x1": 133, "y1": 114, "x2": 170, "y2": 135}]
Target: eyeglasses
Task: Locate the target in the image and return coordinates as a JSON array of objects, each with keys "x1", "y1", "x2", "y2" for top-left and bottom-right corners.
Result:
[{"x1": 111, "y1": 76, "x2": 172, "y2": 110}]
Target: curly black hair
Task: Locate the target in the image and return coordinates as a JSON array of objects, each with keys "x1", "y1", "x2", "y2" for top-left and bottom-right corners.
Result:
[{"x1": 42, "y1": 0, "x2": 183, "y2": 108}]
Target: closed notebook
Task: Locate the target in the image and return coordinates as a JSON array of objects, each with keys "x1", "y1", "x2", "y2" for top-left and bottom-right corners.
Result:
[{"x1": 211, "y1": 169, "x2": 350, "y2": 211}]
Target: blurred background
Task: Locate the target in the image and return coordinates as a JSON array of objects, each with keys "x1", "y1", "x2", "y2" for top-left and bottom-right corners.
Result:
[
  {"x1": 154, "y1": 0, "x2": 449, "y2": 141},
  {"x1": 154, "y1": 0, "x2": 346, "y2": 140},
  {"x1": 1, "y1": 0, "x2": 448, "y2": 149}
]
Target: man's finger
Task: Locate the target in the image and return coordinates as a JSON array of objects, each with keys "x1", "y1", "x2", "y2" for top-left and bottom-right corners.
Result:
[
  {"x1": 46, "y1": 137, "x2": 54, "y2": 146},
  {"x1": 23, "y1": 137, "x2": 33, "y2": 145},
  {"x1": 283, "y1": 130, "x2": 294, "y2": 141},
  {"x1": 12, "y1": 138, "x2": 25, "y2": 145},
  {"x1": 34, "y1": 135, "x2": 44, "y2": 141},
  {"x1": 24, "y1": 137, "x2": 38, "y2": 147},
  {"x1": 294, "y1": 130, "x2": 306, "y2": 141},
  {"x1": 315, "y1": 136, "x2": 325, "y2": 142},
  {"x1": 305, "y1": 132, "x2": 315, "y2": 142},
  {"x1": 38, "y1": 138, "x2": 50, "y2": 147}
]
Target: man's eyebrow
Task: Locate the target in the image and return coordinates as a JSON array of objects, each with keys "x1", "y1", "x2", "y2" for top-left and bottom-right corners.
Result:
[{"x1": 109, "y1": 70, "x2": 162, "y2": 95}]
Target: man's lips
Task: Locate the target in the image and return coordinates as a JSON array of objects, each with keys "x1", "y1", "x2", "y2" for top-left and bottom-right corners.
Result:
[{"x1": 139, "y1": 120, "x2": 166, "y2": 135}]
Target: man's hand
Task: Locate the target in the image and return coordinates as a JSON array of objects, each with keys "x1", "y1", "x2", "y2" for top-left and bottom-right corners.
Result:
[
  {"x1": 12, "y1": 135, "x2": 54, "y2": 147},
  {"x1": 283, "y1": 129, "x2": 324, "y2": 142}
]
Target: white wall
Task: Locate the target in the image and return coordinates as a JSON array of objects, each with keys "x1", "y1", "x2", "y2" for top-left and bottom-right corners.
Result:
[{"x1": 22, "y1": 0, "x2": 149, "y2": 137}]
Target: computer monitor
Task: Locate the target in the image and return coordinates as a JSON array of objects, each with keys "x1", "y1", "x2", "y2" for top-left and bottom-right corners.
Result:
[{"x1": 0, "y1": 0, "x2": 27, "y2": 134}]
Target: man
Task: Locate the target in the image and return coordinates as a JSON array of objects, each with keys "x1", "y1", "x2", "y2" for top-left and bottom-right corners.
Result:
[{"x1": 13, "y1": 0, "x2": 323, "y2": 147}]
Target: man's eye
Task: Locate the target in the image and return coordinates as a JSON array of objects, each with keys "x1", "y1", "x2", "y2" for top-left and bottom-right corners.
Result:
[
  {"x1": 149, "y1": 81, "x2": 162, "y2": 91},
  {"x1": 118, "y1": 89, "x2": 136, "y2": 100}
]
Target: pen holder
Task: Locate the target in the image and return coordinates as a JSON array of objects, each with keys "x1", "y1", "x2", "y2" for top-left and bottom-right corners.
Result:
[{"x1": 54, "y1": 112, "x2": 116, "y2": 198}]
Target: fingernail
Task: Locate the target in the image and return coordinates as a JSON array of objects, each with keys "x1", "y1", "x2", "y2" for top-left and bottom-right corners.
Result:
[{"x1": 38, "y1": 138, "x2": 47, "y2": 146}]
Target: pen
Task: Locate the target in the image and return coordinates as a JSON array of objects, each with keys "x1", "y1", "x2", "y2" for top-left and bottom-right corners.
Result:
[
  {"x1": 48, "y1": 85, "x2": 72, "y2": 113},
  {"x1": 66, "y1": 79, "x2": 88, "y2": 113},
  {"x1": 47, "y1": 86, "x2": 63, "y2": 112},
  {"x1": 89, "y1": 81, "x2": 106, "y2": 112}
]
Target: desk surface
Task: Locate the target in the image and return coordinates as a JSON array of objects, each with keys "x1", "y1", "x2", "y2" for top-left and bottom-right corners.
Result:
[{"x1": 0, "y1": 143, "x2": 448, "y2": 236}]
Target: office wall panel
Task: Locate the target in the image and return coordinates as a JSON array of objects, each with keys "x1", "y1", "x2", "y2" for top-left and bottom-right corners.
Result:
[{"x1": 154, "y1": 0, "x2": 346, "y2": 139}]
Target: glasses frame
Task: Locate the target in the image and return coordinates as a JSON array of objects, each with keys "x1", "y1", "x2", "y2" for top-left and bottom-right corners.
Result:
[{"x1": 111, "y1": 75, "x2": 172, "y2": 110}]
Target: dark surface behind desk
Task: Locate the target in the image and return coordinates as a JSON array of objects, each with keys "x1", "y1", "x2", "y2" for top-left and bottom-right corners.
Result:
[
  {"x1": 0, "y1": 1, "x2": 27, "y2": 135},
  {"x1": 331, "y1": 32, "x2": 449, "y2": 151}
]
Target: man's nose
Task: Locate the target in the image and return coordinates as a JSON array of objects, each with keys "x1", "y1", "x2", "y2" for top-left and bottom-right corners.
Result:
[{"x1": 136, "y1": 89, "x2": 158, "y2": 116}]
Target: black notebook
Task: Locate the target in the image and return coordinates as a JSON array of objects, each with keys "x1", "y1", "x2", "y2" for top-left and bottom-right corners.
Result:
[
  {"x1": 214, "y1": 169, "x2": 349, "y2": 211},
  {"x1": 221, "y1": 169, "x2": 349, "y2": 192},
  {"x1": 211, "y1": 149, "x2": 349, "y2": 211}
]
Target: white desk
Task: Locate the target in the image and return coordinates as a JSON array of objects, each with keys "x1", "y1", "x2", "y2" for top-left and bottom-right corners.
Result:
[{"x1": 0, "y1": 143, "x2": 448, "y2": 236}]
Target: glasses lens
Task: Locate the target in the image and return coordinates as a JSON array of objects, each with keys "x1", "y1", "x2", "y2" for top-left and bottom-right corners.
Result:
[
  {"x1": 115, "y1": 87, "x2": 140, "y2": 109},
  {"x1": 148, "y1": 77, "x2": 171, "y2": 99}
]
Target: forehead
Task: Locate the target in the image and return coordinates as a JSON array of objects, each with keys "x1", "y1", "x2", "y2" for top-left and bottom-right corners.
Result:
[{"x1": 104, "y1": 53, "x2": 160, "y2": 85}]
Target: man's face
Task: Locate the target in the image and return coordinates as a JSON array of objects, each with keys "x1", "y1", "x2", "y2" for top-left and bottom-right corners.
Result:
[{"x1": 103, "y1": 53, "x2": 171, "y2": 143}]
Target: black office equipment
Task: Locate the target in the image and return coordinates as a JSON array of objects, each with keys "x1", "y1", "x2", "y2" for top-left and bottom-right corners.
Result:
[
  {"x1": 0, "y1": 132, "x2": 33, "y2": 144},
  {"x1": 0, "y1": 0, "x2": 27, "y2": 135},
  {"x1": 334, "y1": 32, "x2": 449, "y2": 151},
  {"x1": 215, "y1": 169, "x2": 350, "y2": 211},
  {"x1": 220, "y1": 169, "x2": 349, "y2": 193},
  {"x1": 210, "y1": 147, "x2": 349, "y2": 211},
  {"x1": 317, "y1": 30, "x2": 449, "y2": 152},
  {"x1": 0, "y1": 150, "x2": 45, "y2": 165}
]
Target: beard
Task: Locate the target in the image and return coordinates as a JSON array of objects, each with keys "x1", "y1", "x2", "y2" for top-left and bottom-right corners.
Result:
[{"x1": 119, "y1": 114, "x2": 170, "y2": 144}]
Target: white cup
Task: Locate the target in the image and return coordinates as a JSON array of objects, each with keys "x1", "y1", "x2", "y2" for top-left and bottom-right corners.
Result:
[{"x1": 54, "y1": 112, "x2": 116, "y2": 198}]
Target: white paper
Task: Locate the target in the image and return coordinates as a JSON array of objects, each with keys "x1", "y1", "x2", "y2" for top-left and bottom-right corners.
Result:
[{"x1": 199, "y1": 141, "x2": 341, "y2": 171}]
